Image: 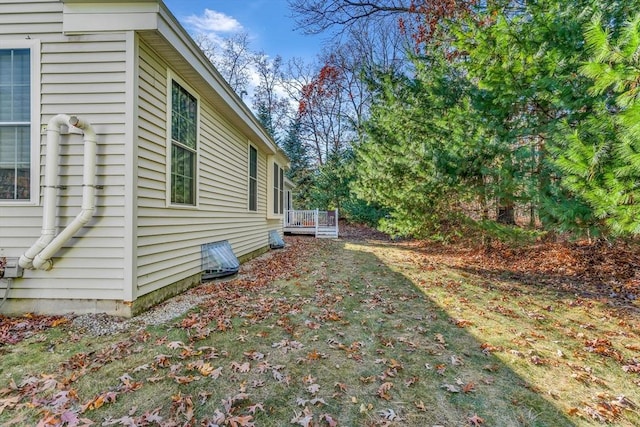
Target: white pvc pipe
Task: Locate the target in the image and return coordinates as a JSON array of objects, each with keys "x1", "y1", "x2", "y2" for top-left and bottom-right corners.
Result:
[
  {"x1": 32, "y1": 116, "x2": 97, "y2": 270},
  {"x1": 19, "y1": 114, "x2": 71, "y2": 269}
]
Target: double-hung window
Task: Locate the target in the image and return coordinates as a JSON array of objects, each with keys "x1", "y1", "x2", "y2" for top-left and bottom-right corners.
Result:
[
  {"x1": 248, "y1": 145, "x2": 258, "y2": 211},
  {"x1": 169, "y1": 78, "x2": 198, "y2": 205},
  {"x1": 273, "y1": 162, "x2": 284, "y2": 215},
  {"x1": 0, "y1": 41, "x2": 38, "y2": 202}
]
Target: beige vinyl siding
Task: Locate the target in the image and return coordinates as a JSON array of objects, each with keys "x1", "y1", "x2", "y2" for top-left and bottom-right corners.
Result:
[
  {"x1": 0, "y1": 1, "x2": 62, "y2": 37},
  {"x1": 136, "y1": 38, "x2": 277, "y2": 296},
  {"x1": 0, "y1": 1, "x2": 127, "y2": 302}
]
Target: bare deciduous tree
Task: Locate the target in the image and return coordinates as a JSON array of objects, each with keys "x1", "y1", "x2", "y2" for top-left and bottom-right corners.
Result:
[
  {"x1": 288, "y1": 0, "x2": 480, "y2": 45},
  {"x1": 194, "y1": 31, "x2": 253, "y2": 95},
  {"x1": 282, "y1": 55, "x2": 357, "y2": 165},
  {"x1": 288, "y1": 0, "x2": 414, "y2": 35},
  {"x1": 252, "y1": 53, "x2": 292, "y2": 139}
]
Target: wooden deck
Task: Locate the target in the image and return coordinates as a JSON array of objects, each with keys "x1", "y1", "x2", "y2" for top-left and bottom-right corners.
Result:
[{"x1": 284, "y1": 209, "x2": 339, "y2": 238}]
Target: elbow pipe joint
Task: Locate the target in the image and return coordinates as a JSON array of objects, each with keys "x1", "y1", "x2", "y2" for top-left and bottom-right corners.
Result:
[
  {"x1": 31, "y1": 206, "x2": 96, "y2": 271},
  {"x1": 31, "y1": 256, "x2": 53, "y2": 271}
]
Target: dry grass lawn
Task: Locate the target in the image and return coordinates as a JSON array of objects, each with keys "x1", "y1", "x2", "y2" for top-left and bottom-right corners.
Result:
[{"x1": 0, "y1": 232, "x2": 639, "y2": 426}]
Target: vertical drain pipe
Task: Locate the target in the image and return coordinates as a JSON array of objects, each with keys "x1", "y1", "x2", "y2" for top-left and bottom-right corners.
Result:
[
  {"x1": 19, "y1": 114, "x2": 71, "y2": 269},
  {"x1": 32, "y1": 116, "x2": 97, "y2": 271}
]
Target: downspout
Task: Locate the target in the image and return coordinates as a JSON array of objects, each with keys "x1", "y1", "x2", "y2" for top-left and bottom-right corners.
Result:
[
  {"x1": 32, "y1": 116, "x2": 97, "y2": 270},
  {"x1": 19, "y1": 114, "x2": 71, "y2": 269}
]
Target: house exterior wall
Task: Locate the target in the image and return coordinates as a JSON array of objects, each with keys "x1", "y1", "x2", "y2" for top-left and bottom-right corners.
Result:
[
  {"x1": 135, "y1": 38, "x2": 283, "y2": 298},
  {"x1": 0, "y1": 0, "x2": 288, "y2": 316},
  {"x1": 0, "y1": 0, "x2": 129, "y2": 312}
]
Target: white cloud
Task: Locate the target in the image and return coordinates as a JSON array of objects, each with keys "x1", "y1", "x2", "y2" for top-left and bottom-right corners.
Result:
[{"x1": 184, "y1": 9, "x2": 243, "y2": 34}]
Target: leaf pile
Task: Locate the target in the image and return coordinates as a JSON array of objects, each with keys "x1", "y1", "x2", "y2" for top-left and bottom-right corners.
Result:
[
  {"x1": 0, "y1": 314, "x2": 69, "y2": 346},
  {"x1": 337, "y1": 221, "x2": 391, "y2": 241},
  {"x1": 415, "y1": 238, "x2": 640, "y2": 302}
]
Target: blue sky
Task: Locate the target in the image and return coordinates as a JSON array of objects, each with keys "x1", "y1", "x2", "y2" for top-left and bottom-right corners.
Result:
[{"x1": 163, "y1": 0, "x2": 325, "y2": 62}]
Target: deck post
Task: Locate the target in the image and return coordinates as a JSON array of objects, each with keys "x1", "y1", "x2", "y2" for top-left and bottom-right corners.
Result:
[
  {"x1": 334, "y1": 208, "x2": 339, "y2": 236},
  {"x1": 315, "y1": 208, "x2": 319, "y2": 236}
]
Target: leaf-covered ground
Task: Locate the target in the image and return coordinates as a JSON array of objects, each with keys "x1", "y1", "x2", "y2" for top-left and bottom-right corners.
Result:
[{"x1": 0, "y1": 229, "x2": 639, "y2": 426}]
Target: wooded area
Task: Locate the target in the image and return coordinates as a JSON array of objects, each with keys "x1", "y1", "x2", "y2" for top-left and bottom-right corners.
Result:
[{"x1": 198, "y1": 0, "x2": 640, "y2": 242}]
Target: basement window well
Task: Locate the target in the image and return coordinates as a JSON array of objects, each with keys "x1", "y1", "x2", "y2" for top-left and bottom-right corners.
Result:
[
  {"x1": 269, "y1": 230, "x2": 285, "y2": 249},
  {"x1": 201, "y1": 241, "x2": 239, "y2": 280}
]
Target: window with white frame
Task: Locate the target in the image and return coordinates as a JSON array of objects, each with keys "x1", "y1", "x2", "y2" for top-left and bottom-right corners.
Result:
[
  {"x1": 248, "y1": 145, "x2": 258, "y2": 211},
  {"x1": 169, "y1": 79, "x2": 198, "y2": 205},
  {"x1": 0, "y1": 43, "x2": 37, "y2": 202},
  {"x1": 273, "y1": 162, "x2": 284, "y2": 215}
]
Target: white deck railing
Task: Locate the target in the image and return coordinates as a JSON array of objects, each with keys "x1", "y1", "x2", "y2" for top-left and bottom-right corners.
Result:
[
  {"x1": 284, "y1": 209, "x2": 339, "y2": 237},
  {"x1": 285, "y1": 210, "x2": 317, "y2": 228}
]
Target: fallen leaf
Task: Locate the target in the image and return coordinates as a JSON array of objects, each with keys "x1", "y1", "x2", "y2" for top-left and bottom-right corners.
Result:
[
  {"x1": 388, "y1": 358, "x2": 403, "y2": 370},
  {"x1": 567, "y1": 407, "x2": 580, "y2": 416},
  {"x1": 310, "y1": 397, "x2": 326, "y2": 406},
  {"x1": 469, "y1": 414, "x2": 484, "y2": 426},
  {"x1": 227, "y1": 414, "x2": 255, "y2": 426},
  {"x1": 133, "y1": 364, "x2": 149, "y2": 373},
  {"x1": 231, "y1": 361, "x2": 251, "y2": 373},
  {"x1": 247, "y1": 403, "x2": 264, "y2": 414},
  {"x1": 359, "y1": 403, "x2": 373, "y2": 413},
  {"x1": 291, "y1": 406, "x2": 314, "y2": 427},
  {"x1": 450, "y1": 354, "x2": 464, "y2": 366},
  {"x1": 454, "y1": 319, "x2": 473, "y2": 328},
  {"x1": 243, "y1": 350, "x2": 265, "y2": 361},
  {"x1": 462, "y1": 382, "x2": 476, "y2": 393},
  {"x1": 404, "y1": 376, "x2": 419, "y2": 387},
  {"x1": 167, "y1": 341, "x2": 184, "y2": 350},
  {"x1": 0, "y1": 396, "x2": 20, "y2": 415},
  {"x1": 320, "y1": 413, "x2": 338, "y2": 427},
  {"x1": 379, "y1": 408, "x2": 399, "y2": 420},
  {"x1": 302, "y1": 375, "x2": 316, "y2": 384},
  {"x1": 173, "y1": 375, "x2": 198, "y2": 385},
  {"x1": 334, "y1": 382, "x2": 347, "y2": 393},
  {"x1": 377, "y1": 382, "x2": 394, "y2": 400}
]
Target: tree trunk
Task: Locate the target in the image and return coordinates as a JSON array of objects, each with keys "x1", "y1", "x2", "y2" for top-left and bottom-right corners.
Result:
[{"x1": 497, "y1": 204, "x2": 516, "y2": 225}]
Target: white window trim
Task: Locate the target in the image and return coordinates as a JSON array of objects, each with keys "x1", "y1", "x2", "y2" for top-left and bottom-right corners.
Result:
[
  {"x1": 165, "y1": 70, "x2": 200, "y2": 208},
  {"x1": 0, "y1": 39, "x2": 41, "y2": 206},
  {"x1": 286, "y1": 189, "x2": 293, "y2": 211},
  {"x1": 247, "y1": 142, "x2": 258, "y2": 212},
  {"x1": 266, "y1": 155, "x2": 284, "y2": 219}
]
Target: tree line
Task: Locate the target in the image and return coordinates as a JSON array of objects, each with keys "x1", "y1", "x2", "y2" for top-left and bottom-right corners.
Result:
[{"x1": 195, "y1": 0, "x2": 640, "y2": 242}]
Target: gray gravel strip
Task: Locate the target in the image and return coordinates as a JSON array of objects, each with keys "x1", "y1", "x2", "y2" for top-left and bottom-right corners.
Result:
[{"x1": 70, "y1": 248, "x2": 279, "y2": 336}]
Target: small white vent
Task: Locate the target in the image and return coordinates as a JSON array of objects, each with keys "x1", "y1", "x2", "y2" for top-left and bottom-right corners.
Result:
[
  {"x1": 269, "y1": 230, "x2": 285, "y2": 249},
  {"x1": 201, "y1": 241, "x2": 239, "y2": 280}
]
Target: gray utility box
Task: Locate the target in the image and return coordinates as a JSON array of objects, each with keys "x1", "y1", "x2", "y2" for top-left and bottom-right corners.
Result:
[{"x1": 2, "y1": 258, "x2": 23, "y2": 278}]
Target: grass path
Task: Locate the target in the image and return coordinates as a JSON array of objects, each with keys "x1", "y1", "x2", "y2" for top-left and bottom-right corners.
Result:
[{"x1": 0, "y1": 236, "x2": 639, "y2": 426}]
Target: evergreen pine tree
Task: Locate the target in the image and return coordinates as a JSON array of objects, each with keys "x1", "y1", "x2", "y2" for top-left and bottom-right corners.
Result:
[
  {"x1": 281, "y1": 117, "x2": 314, "y2": 209},
  {"x1": 554, "y1": 13, "x2": 640, "y2": 235},
  {"x1": 256, "y1": 102, "x2": 277, "y2": 142}
]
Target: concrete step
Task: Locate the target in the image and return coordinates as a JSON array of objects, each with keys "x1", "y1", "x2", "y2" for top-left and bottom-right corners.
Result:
[{"x1": 315, "y1": 228, "x2": 338, "y2": 238}]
